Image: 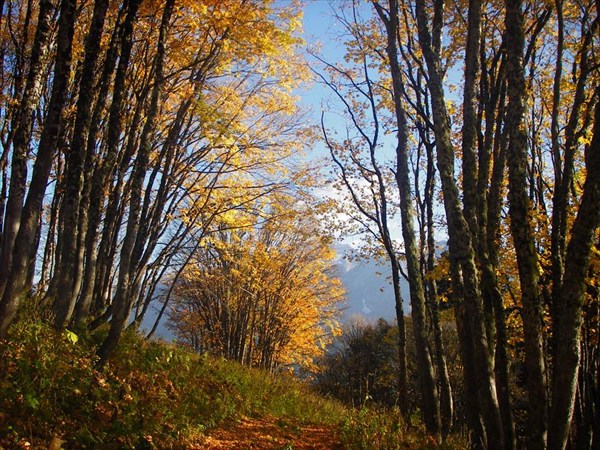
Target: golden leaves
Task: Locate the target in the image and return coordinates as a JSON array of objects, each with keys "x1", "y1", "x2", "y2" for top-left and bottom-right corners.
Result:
[{"x1": 170, "y1": 201, "x2": 344, "y2": 371}]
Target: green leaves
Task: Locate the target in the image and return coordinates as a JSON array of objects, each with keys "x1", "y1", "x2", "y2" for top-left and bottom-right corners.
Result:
[
  {"x1": 25, "y1": 393, "x2": 40, "y2": 410},
  {"x1": 64, "y1": 330, "x2": 79, "y2": 345}
]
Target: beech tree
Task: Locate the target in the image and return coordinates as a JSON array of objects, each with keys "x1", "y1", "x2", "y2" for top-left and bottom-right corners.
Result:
[
  {"x1": 169, "y1": 200, "x2": 344, "y2": 371},
  {"x1": 1, "y1": 1, "x2": 599, "y2": 447},
  {"x1": 0, "y1": 0, "x2": 77, "y2": 337},
  {"x1": 316, "y1": 7, "x2": 411, "y2": 413},
  {"x1": 373, "y1": 0, "x2": 441, "y2": 437},
  {"x1": 0, "y1": 0, "x2": 312, "y2": 364}
]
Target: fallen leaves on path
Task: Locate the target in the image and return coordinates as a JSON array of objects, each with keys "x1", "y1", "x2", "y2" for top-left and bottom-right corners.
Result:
[{"x1": 199, "y1": 415, "x2": 345, "y2": 450}]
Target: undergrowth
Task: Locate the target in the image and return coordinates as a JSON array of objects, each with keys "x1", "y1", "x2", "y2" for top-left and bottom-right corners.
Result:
[
  {"x1": 0, "y1": 319, "x2": 464, "y2": 449},
  {"x1": 340, "y1": 407, "x2": 465, "y2": 450}
]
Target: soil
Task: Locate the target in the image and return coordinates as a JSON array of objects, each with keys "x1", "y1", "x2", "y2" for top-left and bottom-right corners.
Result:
[{"x1": 198, "y1": 415, "x2": 345, "y2": 450}]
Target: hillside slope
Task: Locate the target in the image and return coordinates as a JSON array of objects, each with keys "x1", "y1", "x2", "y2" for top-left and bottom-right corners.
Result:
[{"x1": 0, "y1": 319, "x2": 462, "y2": 449}]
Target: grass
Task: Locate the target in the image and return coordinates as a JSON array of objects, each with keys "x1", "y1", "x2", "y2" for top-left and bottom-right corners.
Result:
[{"x1": 0, "y1": 319, "x2": 465, "y2": 449}]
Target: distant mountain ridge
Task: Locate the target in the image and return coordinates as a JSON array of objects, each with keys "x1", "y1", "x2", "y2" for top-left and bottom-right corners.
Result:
[{"x1": 334, "y1": 243, "x2": 409, "y2": 322}]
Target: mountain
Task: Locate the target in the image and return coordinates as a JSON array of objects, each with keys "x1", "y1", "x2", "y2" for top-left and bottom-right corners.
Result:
[{"x1": 334, "y1": 244, "x2": 410, "y2": 322}]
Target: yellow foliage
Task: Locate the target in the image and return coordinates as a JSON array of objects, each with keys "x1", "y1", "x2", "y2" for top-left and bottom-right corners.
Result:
[{"x1": 170, "y1": 199, "x2": 344, "y2": 371}]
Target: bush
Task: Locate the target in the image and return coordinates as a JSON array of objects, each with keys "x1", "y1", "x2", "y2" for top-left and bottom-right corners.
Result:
[{"x1": 340, "y1": 407, "x2": 465, "y2": 450}]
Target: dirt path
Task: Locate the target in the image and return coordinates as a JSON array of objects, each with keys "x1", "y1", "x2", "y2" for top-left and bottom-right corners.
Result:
[{"x1": 198, "y1": 415, "x2": 345, "y2": 449}]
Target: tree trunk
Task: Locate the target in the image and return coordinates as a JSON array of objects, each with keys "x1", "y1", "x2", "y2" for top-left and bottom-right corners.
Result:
[
  {"x1": 504, "y1": 1, "x2": 548, "y2": 448},
  {"x1": 461, "y1": 0, "x2": 481, "y2": 241},
  {"x1": 547, "y1": 87, "x2": 600, "y2": 450},
  {"x1": 73, "y1": 11, "x2": 124, "y2": 325},
  {"x1": 79, "y1": 0, "x2": 140, "y2": 323},
  {"x1": 98, "y1": 0, "x2": 173, "y2": 364},
  {"x1": 373, "y1": 0, "x2": 441, "y2": 437},
  {"x1": 413, "y1": 0, "x2": 504, "y2": 446},
  {"x1": 451, "y1": 263, "x2": 485, "y2": 449},
  {"x1": 0, "y1": 0, "x2": 54, "y2": 300},
  {"x1": 390, "y1": 256, "x2": 409, "y2": 417},
  {"x1": 0, "y1": 0, "x2": 77, "y2": 338},
  {"x1": 477, "y1": 52, "x2": 518, "y2": 448},
  {"x1": 52, "y1": 0, "x2": 110, "y2": 328},
  {"x1": 425, "y1": 140, "x2": 453, "y2": 438}
]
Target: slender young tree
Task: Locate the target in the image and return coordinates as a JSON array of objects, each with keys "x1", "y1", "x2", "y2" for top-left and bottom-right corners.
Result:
[
  {"x1": 317, "y1": 50, "x2": 411, "y2": 415},
  {"x1": 372, "y1": 0, "x2": 441, "y2": 438}
]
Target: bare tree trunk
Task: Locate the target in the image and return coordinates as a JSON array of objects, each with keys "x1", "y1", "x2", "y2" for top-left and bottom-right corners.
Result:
[
  {"x1": 78, "y1": 0, "x2": 139, "y2": 323},
  {"x1": 73, "y1": 10, "x2": 124, "y2": 325},
  {"x1": 413, "y1": 0, "x2": 504, "y2": 446},
  {"x1": 99, "y1": 0, "x2": 173, "y2": 364},
  {"x1": 462, "y1": 0, "x2": 481, "y2": 241},
  {"x1": 390, "y1": 257, "x2": 409, "y2": 416},
  {"x1": 0, "y1": 0, "x2": 77, "y2": 338},
  {"x1": 549, "y1": 4, "x2": 594, "y2": 356},
  {"x1": 319, "y1": 42, "x2": 410, "y2": 414},
  {"x1": 0, "y1": 0, "x2": 54, "y2": 299},
  {"x1": 40, "y1": 165, "x2": 62, "y2": 289},
  {"x1": 488, "y1": 112, "x2": 517, "y2": 450},
  {"x1": 425, "y1": 138, "x2": 453, "y2": 437},
  {"x1": 52, "y1": 0, "x2": 110, "y2": 328},
  {"x1": 504, "y1": 1, "x2": 548, "y2": 448},
  {"x1": 373, "y1": 0, "x2": 441, "y2": 437},
  {"x1": 547, "y1": 86, "x2": 600, "y2": 450},
  {"x1": 451, "y1": 263, "x2": 485, "y2": 449}
]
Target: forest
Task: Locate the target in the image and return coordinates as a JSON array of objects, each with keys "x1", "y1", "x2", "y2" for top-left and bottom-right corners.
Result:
[{"x1": 0, "y1": 0, "x2": 598, "y2": 449}]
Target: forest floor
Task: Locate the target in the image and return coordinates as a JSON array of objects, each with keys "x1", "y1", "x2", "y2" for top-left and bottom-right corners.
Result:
[{"x1": 200, "y1": 415, "x2": 345, "y2": 449}]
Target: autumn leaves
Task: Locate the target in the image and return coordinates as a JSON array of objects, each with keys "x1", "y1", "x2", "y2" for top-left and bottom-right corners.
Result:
[{"x1": 0, "y1": 0, "x2": 336, "y2": 370}]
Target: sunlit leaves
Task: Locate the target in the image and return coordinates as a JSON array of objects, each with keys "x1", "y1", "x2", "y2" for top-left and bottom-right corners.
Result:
[{"x1": 169, "y1": 200, "x2": 344, "y2": 371}]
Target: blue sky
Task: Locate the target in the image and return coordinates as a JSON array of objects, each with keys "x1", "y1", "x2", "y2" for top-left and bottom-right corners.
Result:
[
  {"x1": 294, "y1": 1, "x2": 408, "y2": 247},
  {"x1": 299, "y1": 1, "x2": 344, "y2": 123}
]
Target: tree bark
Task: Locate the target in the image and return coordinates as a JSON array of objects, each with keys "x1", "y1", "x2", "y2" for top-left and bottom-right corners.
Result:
[
  {"x1": 0, "y1": 0, "x2": 77, "y2": 338},
  {"x1": 52, "y1": 0, "x2": 110, "y2": 328},
  {"x1": 547, "y1": 87, "x2": 600, "y2": 450},
  {"x1": 425, "y1": 139, "x2": 453, "y2": 437},
  {"x1": 373, "y1": 0, "x2": 441, "y2": 437},
  {"x1": 0, "y1": 0, "x2": 54, "y2": 300},
  {"x1": 461, "y1": 0, "x2": 481, "y2": 240},
  {"x1": 98, "y1": 0, "x2": 173, "y2": 364},
  {"x1": 73, "y1": 8, "x2": 124, "y2": 325},
  {"x1": 504, "y1": 1, "x2": 548, "y2": 448},
  {"x1": 413, "y1": 0, "x2": 504, "y2": 447},
  {"x1": 77, "y1": 0, "x2": 139, "y2": 323},
  {"x1": 319, "y1": 44, "x2": 410, "y2": 414}
]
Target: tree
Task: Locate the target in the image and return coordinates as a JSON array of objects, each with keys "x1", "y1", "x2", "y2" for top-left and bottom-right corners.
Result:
[
  {"x1": 504, "y1": 1, "x2": 547, "y2": 447},
  {"x1": 0, "y1": 0, "x2": 313, "y2": 363},
  {"x1": 316, "y1": 4, "x2": 411, "y2": 414},
  {"x1": 319, "y1": 0, "x2": 600, "y2": 448},
  {"x1": 372, "y1": 0, "x2": 441, "y2": 437},
  {"x1": 169, "y1": 201, "x2": 343, "y2": 371},
  {"x1": 0, "y1": 0, "x2": 77, "y2": 337},
  {"x1": 315, "y1": 318, "x2": 400, "y2": 407}
]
